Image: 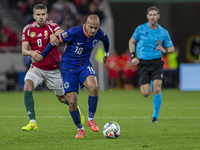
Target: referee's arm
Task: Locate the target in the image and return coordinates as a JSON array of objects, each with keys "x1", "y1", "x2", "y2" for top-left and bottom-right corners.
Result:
[
  {"x1": 129, "y1": 37, "x2": 136, "y2": 54},
  {"x1": 156, "y1": 45, "x2": 175, "y2": 54},
  {"x1": 167, "y1": 45, "x2": 175, "y2": 53},
  {"x1": 129, "y1": 37, "x2": 139, "y2": 65}
]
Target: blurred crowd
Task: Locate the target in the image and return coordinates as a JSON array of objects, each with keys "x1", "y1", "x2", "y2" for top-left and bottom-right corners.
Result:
[
  {"x1": 0, "y1": 16, "x2": 21, "y2": 50},
  {"x1": 13, "y1": 0, "x2": 104, "y2": 31},
  {"x1": 0, "y1": 0, "x2": 105, "y2": 52},
  {"x1": 161, "y1": 47, "x2": 180, "y2": 88},
  {"x1": 106, "y1": 47, "x2": 181, "y2": 90},
  {"x1": 106, "y1": 50, "x2": 138, "y2": 90}
]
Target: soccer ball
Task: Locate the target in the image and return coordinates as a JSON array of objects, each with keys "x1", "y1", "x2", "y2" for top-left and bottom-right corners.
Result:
[{"x1": 103, "y1": 121, "x2": 121, "y2": 139}]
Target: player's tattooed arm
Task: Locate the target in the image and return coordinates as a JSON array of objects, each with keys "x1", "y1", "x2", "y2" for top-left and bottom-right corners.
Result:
[{"x1": 50, "y1": 29, "x2": 64, "y2": 46}]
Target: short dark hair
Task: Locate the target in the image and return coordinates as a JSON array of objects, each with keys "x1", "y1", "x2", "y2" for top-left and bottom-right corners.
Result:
[
  {"x1": 33, "y1": 4, "x2": 47, "y2": 13},
  {"x1": 147, "y1": 6, "x2": 159, "y2": 14}
]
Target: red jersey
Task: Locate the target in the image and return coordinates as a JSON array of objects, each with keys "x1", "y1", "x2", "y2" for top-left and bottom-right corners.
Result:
[{"x1": 22, "y1": 20, "x2": 61, "y2": 70}]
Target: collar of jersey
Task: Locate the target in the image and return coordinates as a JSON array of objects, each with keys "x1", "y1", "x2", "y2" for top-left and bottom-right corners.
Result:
[
  {"x1": 147, "y1": 22, "x2": 160, "y2": 31},
  {"x1": 83, "y1": 24, "x2": 90, "y2": 38}
]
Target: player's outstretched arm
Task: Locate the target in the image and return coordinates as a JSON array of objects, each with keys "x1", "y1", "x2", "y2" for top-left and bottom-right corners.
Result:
[
  {"x1": 42, "y1": 30, "x2": 68, "y2": 58},
  {"x1": 102, "y1": 34, "x2": 109, "y2": 66},
  {"x1": 41, "y1": 30, "x2": 64, "y2": 60},
  {"x1": 50, "y1": 29, "x2": 64, "y2": 46},
  {"x1": 31, "y1": 42, "x2": 54, "y2": 63},
  {"x1": 41, "y1": 42, "x2": 55, "y2": 58}
]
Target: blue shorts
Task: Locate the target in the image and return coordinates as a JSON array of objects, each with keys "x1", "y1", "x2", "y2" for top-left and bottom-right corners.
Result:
[{"x1": 61, "y1": 65, "x2": 96, "y2": 94}]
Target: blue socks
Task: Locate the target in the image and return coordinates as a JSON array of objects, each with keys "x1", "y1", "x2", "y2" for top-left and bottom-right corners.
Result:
[
  {"x1": 152, "y1": 93, "x2": 162, "y2": 119},
  {"x1": 69, "y1": 108, "x2": 82, "y2": 129},
  {"x1": 88, "y1": 95, "x2": 98, "y2": 119},
  {"x1": 70, "y1": 95, "x2": 98, "y2": 129},
  {"x1": 150, "y1": 80, "x2": 153, "y2": 93}
]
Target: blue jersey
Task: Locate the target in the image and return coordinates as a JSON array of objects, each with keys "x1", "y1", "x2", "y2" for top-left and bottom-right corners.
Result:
[
  {"x1": 132, "y1": 22, "x2": 173, "y2": 60},
  {"x1": 58, "y1": 24, "x2": 106, "y2": 70}
]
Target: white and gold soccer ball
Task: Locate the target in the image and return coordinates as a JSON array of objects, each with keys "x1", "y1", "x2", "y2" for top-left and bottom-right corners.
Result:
[{"x1": 103, "y1": 121, "x2": 121, "y2": 139}]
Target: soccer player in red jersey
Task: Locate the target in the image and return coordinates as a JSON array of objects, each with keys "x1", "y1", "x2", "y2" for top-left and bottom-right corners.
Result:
[{"x1": 21, "y1": 4, "x2": 84, "y2": 131}]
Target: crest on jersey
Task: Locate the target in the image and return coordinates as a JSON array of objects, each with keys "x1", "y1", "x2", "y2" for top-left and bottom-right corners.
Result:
[
  {"x1": 62, "y1": 32, "x2": 67, "y2": 38},
  {"x1": 64, "y1": 82, "x2": 69, "y2": 89},
  {"x1": 30, "y1": 32, "x2": 36, "y2": 38},
  {"x1": 92, "y1": 39, "x2": 98, "y2": 48},
  {"x1": 44, "y1": 30, "x2": 48, "y2": 37},
  {"x1": 156, "y1": 40, "x2": 162, "y2": 46},
  {"x1": 22, "y1": 34, "x2": 25, "y2": 40}
]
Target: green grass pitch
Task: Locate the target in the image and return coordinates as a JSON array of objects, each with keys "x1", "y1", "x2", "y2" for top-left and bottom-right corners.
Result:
[{"x1": 0, "y1": 89, "x2": 200, "y2": 150}]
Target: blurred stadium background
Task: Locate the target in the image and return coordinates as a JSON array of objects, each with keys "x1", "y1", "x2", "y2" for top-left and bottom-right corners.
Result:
[{"x1": 0, "y1": 0, "x2": 200, "y2": 91}]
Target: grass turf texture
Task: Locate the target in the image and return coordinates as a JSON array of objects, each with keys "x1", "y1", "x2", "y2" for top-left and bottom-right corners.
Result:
[{"x1": 0, "y1": 89, "x2": 200, "y2": 150}]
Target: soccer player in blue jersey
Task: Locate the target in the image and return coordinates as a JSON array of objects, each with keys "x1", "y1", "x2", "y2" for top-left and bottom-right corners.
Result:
[
  {"x1": 129, "y1": 6, "x2": 175, "y2": 122},
  {"x1": 33, "y1": 14, "x2": 109, "y2": 138}
]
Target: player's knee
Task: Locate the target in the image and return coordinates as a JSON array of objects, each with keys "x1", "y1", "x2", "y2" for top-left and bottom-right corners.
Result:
[
  {"x1": 69, "y1": 99, "x2": 77, "y2": 110},
  {"x1": 58, "y1": 97, "x2": 66, "y2": 103},
  {"x1": 23, "y1": 84, "x2": 32, "y2": 91},
  {"x1": 56, "y1": 95, "x2": 67, "y2": 103},
  {"x1": 142, "y1": 93, "x2": 150, "y2": 97},
  {"x1": 153, "y1": 88, "x2": 161, "y2": 95},
  {"x1": 89, "y1": 85, "x2": 98, "y2": 96},
  {"x1": 141, "y1": 91, "x2": 150, "y2": 97},
  {"x1": 24, "y1": 80, "x2": 34, "y2": 91}
]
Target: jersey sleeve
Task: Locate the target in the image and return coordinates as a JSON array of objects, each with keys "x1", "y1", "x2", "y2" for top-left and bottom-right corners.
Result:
[
  {"x1": 132, "y1": 26, "x2": 141, "y2": 42},
  {"x1": 99, "y1": 29, "x2": 109, "y2": 53},
  {"x1": 47, "y1": 20, "x2": 61, "y2": 33},
  {"x1": 164, "y1": 31, "x2": 173, "y2": 48},
  {"x1": 22, "y1": 25, "x2": 30, "y2": 42},
  {"x1": 41, "y1": 43, "x2": 55, "y2": 58},
  {"x1": 58, "y1": 28, "x2": 76, "y2": 43},
  {"x1": 98, "y1": 28, "x2": 105, "y2": 40}
]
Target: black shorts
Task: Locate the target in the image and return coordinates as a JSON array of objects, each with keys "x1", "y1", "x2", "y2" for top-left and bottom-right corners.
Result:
[{"x1": 137, "y1": 58, "x2": 164, "y2": 86}]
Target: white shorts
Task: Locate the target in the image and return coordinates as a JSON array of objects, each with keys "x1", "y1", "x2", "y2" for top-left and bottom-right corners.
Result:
[{"x1": 24, "y1": 65, "x2": 64, "y2": 95}]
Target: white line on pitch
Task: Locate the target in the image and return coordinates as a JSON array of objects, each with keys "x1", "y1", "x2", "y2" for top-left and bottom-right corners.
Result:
[{"x1": 0, "y1": 116, "x2": 200, "y2": 119}]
